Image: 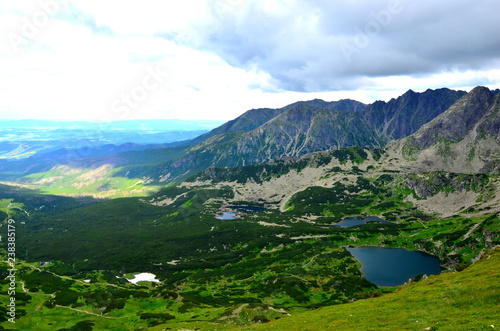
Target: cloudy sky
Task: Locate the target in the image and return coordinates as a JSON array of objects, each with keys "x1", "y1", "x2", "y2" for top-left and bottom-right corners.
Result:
[{"x1": 1, "y1": 0, "x2": 499, "y2": 121}]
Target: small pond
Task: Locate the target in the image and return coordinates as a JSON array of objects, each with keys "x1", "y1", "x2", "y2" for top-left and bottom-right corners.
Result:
[
  {"x1": 346, "y1": 246, "x2": 443, "y2": 286},
  {"x1": 335, "y1": 215, "x2": 393, "y2": 227},
  {"x1": 216, "y1": 212, "x2": 238, "y2": 220},
  {"x1": 216, "y1": 205, "x2": 266, "y2": 220},
  {"x1": 227, "y1": 205, "x2": 267, "y2": 212}
]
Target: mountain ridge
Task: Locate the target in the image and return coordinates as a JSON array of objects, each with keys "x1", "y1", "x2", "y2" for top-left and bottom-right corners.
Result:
[
  {"x1": 390, "y1": 86, "x2": 500, "y2": 173},
  {"x1": 148, "y1": 87, "x2": 466, "y2": 182},
  {"x1": 360, "y1": 87, "x2": 466, "y2": 142},
  {"x1": 191, "y1": 98, "x2": 366, "y2": 145},
  {"x1": 0, "y1": 86, "x2": 493, "y2": 192}
]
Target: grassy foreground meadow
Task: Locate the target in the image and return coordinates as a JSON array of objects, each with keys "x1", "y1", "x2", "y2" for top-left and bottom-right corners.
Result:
[{"x1": 2, "y1": 248, "x2": 498, "y2": 330}]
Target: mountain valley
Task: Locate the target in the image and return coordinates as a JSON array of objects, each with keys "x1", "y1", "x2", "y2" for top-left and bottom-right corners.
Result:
[{"x1": 0, "y1": 86, "x2": 499, "y2": 330}]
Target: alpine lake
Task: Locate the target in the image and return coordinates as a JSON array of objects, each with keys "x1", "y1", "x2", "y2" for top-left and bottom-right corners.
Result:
[
  {"x1": 215, "y1": 211, "x2": 443, "y2": 287},
  {"x1": 337, "y1": 216, "x2": 443, "y2": 286}
]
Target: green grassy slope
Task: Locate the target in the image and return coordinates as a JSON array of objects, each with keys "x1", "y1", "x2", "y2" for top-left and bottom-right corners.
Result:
[{"x1": 240, "y1": 248, "x2": 500, "y2": 331}]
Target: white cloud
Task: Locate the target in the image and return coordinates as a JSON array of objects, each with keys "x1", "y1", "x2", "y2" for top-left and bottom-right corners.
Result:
[
  {"x1": 0, "y1": 0, "x2": 499, "y2": 121},
  {"x1": 69, "y1": 0, "x2": 208, "y2": 36},
  {"x1": 0, "y1": 2, "x2": 276, "y2": 121}
]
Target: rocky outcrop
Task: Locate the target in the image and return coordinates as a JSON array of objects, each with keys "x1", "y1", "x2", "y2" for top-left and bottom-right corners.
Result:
[{"x1": 403, "y1": 173, "x2": 489, "y2": 198}]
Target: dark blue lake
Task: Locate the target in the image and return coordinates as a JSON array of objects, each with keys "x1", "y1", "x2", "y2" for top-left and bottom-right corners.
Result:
[
  {"x1": 227, "y1": 205, "x2": 266, "y2": 212},
  {"x1": 346, "y1": 246, "x2": 443, "y2": 286},
  {"x1": 335, "y1": 215, "x2": 393, "y2": 227}
]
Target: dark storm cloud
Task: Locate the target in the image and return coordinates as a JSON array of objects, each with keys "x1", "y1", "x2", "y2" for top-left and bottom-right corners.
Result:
[{"x1": 179, "y1": 0, "x2": 500, "y2": 92}]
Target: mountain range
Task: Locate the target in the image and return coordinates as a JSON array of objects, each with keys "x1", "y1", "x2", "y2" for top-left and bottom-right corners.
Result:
[
  {"x1": 96, "y1": 86, "x2": 496, "y2": 183},
  {"x1": 177, "y1": 87, "x2": 465, "y2": 173},
  {"x1": 2, "y1": 86, "x2": 498, "y2": 194}
]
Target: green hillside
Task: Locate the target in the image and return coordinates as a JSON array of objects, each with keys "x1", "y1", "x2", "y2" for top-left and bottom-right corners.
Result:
[{"x1": 241, "y1": 248, "x2": 500, "y2": 331}]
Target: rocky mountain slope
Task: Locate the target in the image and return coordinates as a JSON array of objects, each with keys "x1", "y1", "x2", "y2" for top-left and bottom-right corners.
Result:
[
  {"x1": 390, "y1": 86, "x2": 500, "y2": 173},
  {"x1": 183, "y1": 86, "x2": 500, "y2": 219},
  {"x1": 191, "y1": 99, "x2": 366, "y2": 144},
  {"x1": 361, "y1": 88, "x2": 466, "y2": 141}
]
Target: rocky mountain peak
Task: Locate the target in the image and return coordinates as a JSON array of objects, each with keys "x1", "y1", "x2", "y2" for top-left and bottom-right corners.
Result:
[
  {"x1": 409, "y1": 86, "x2": 495, "y2": 149},
  {"x1": 361, "y1": 87, "x2": 466, "y2": 141}
]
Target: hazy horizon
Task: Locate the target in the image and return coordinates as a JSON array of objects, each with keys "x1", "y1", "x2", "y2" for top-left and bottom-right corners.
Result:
[{"x1": 0, "y1": 85, "x2": 496, "y2": 122}]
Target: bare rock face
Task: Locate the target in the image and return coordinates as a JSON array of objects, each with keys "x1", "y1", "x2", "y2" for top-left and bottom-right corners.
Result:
[
  {"x1": 409, "y1": 86, "x2": 496, "y2": 149},
  {"x1": 361, "y1": 88, "x2": 466, "y2": 142},
  {"x1": 390, "y1": 86, "x2": 500, "y2": 174}
]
